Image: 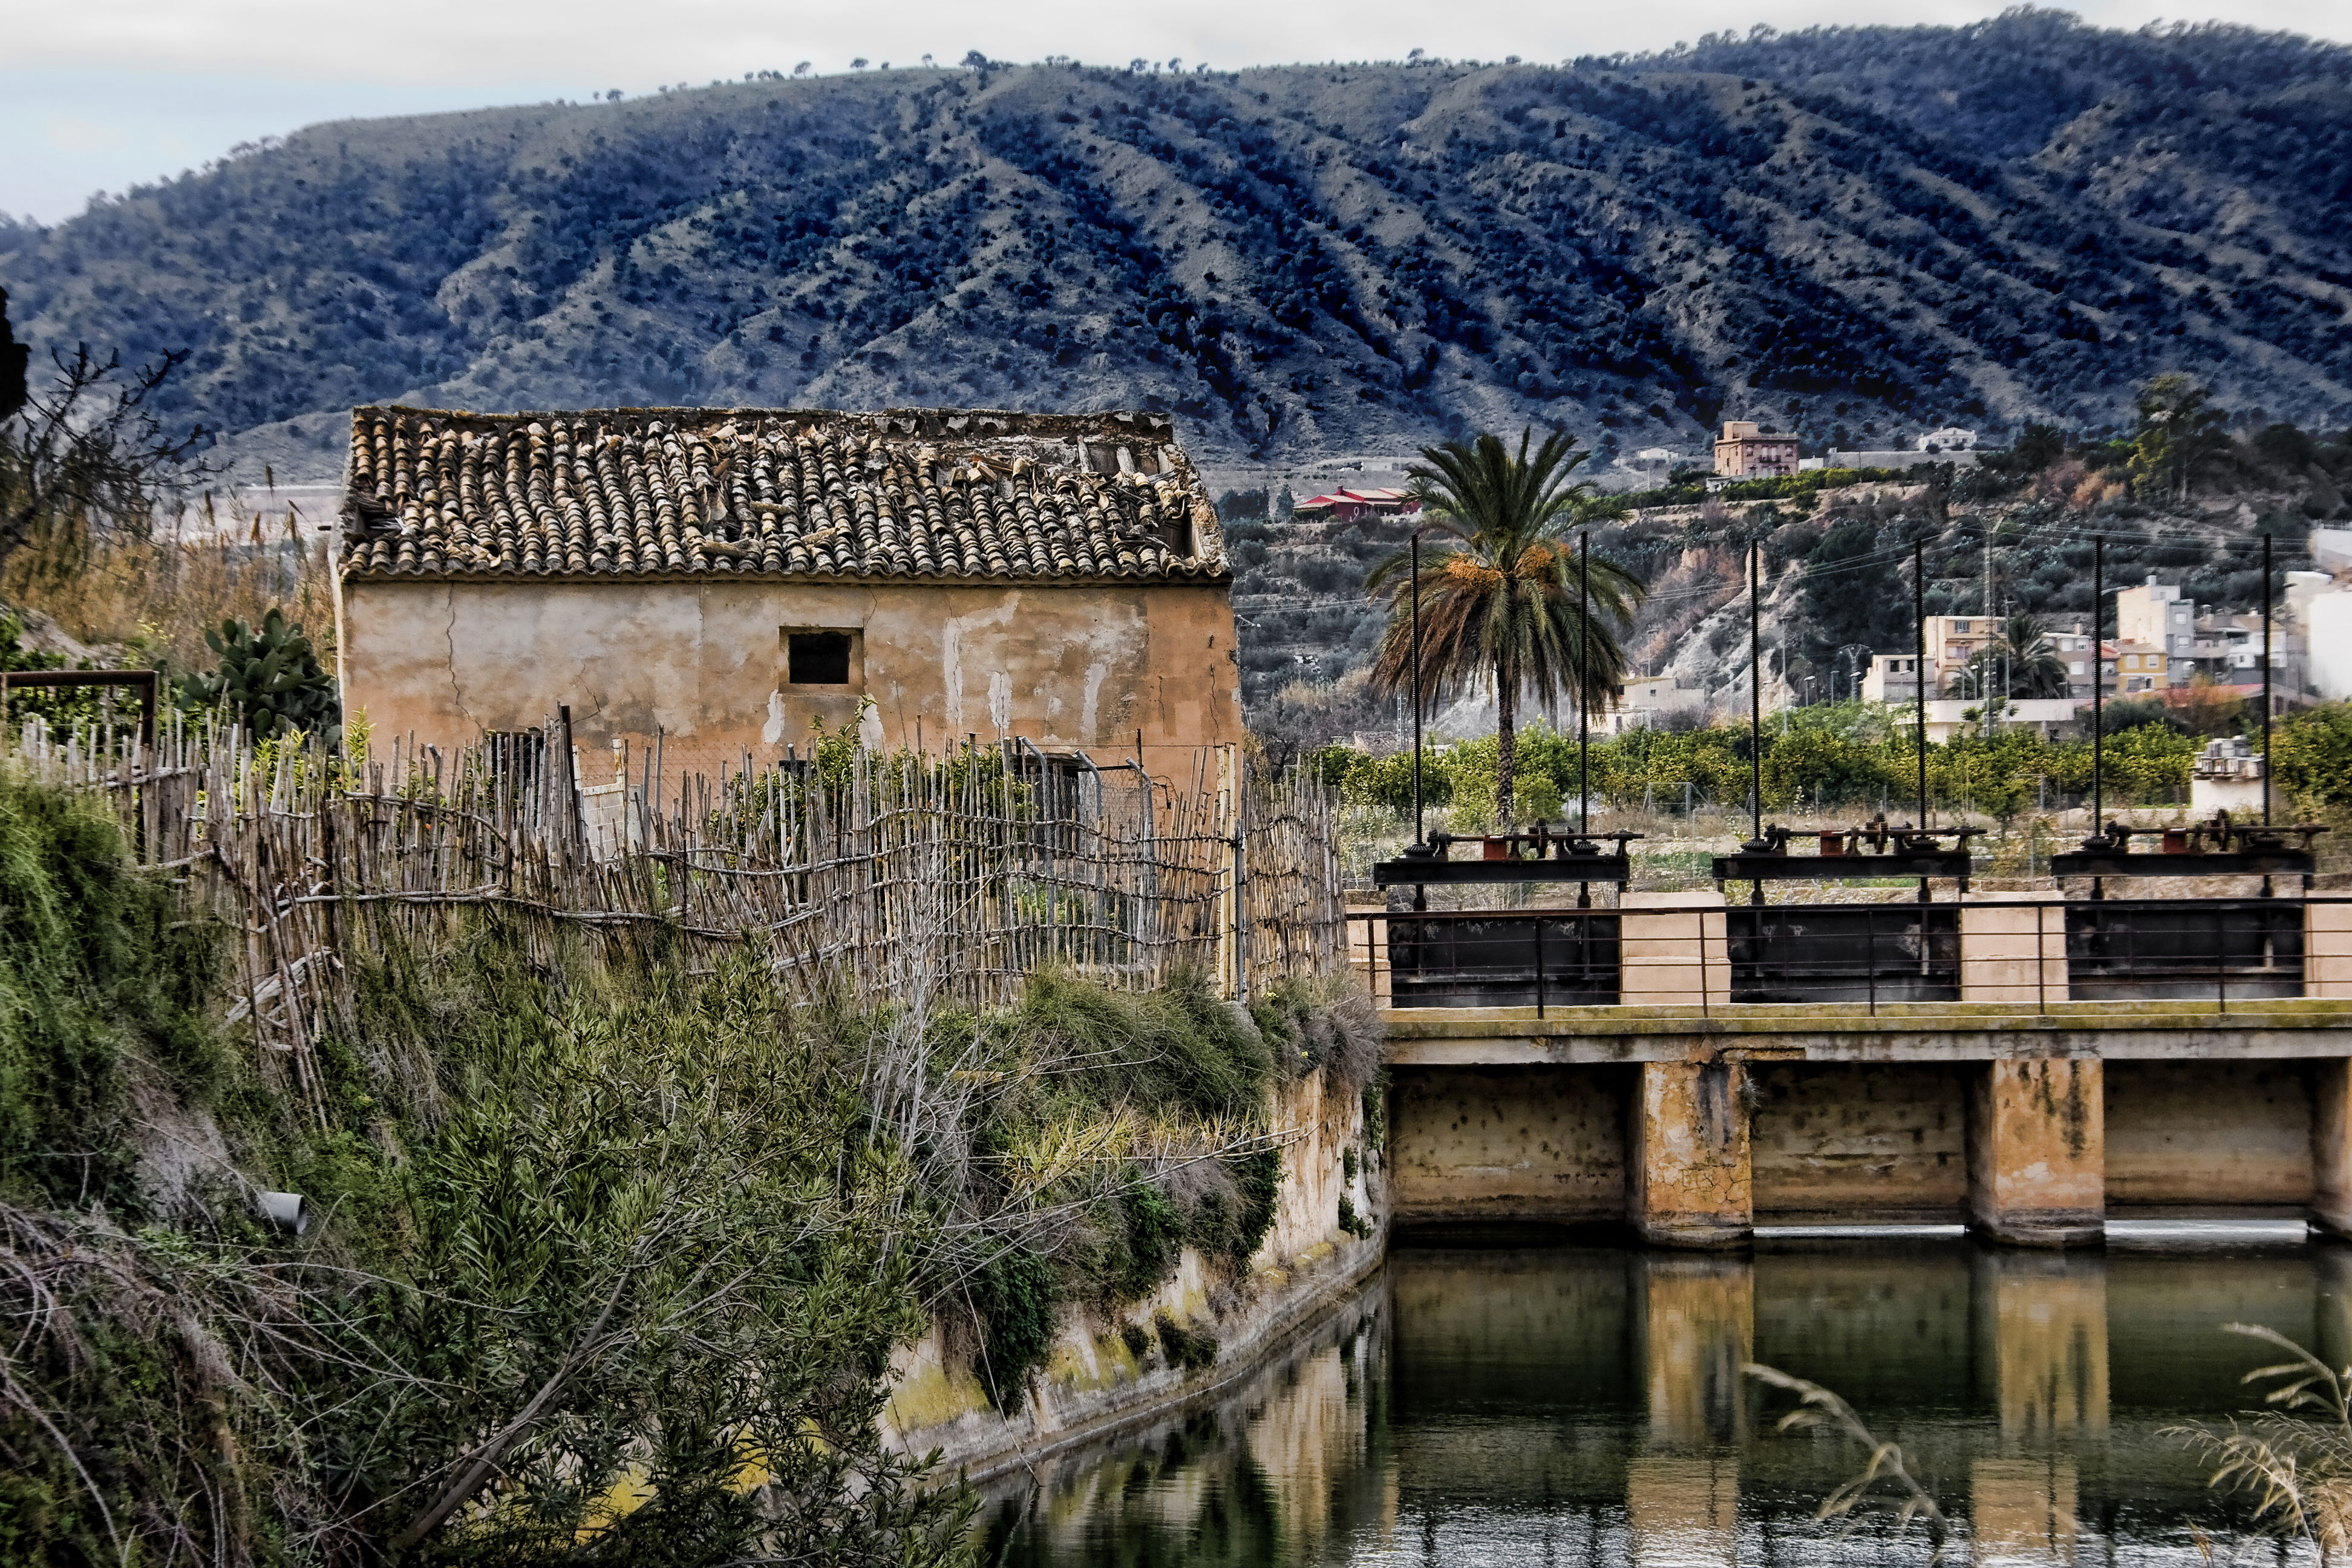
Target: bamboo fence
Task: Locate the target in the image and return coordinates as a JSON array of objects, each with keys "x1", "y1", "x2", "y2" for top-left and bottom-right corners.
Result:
[{"x1": 5, "y1": 712, "x2": 1343, "y2": 1122}]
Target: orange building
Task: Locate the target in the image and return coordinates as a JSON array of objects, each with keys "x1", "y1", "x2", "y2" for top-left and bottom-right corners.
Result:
[{"x1": 1712, "y1": 421, "x2": 1801, "y2": 479}]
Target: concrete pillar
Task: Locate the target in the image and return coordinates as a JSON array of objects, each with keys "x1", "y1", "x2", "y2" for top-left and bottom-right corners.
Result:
[
  {"x1": 1975, "y1": 1249, "x2": 2109, "y2": 1440},
  {"x1": 1969, "y1": 1249, "x2": 2104, "y2": 1566},
  {"x1": 1959, "y1": 895, "x2": 2068, "y2": 1007},
  {"x1": 1633, "y1": 1061, "x2": 1753, "y2": 1248},
  {"x1": 2308, "y1": 902, "x2": 2352, "y2": 999},
  {"x1": 1621, "y1": 892, "x2": 1729, "y2": 1008},
  {"x1": 1967, "y1": 1059, "x2": 2104, "y2": 1247},
  {"x1": 1638, "y1": 1253, "x2": 1754, "y2": 1446},
  {"x1": 1970, "y1": 1457, "x2": 2079, "y2": 1567},
  {"x1": 2311, "y1": 1058, "x2": 2352, "y2": 1239},
  {"x1": 2317, "y1": 1247, "x2": 2352, "y2": 1370},
  {"x1": 1625, "y1": 1456, "x2": 1738, "y2": 1566}
]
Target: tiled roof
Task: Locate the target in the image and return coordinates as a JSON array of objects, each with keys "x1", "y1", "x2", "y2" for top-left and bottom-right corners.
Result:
[{"x1": 338, "y1": 406, "x2": 1229, "y2": 583}]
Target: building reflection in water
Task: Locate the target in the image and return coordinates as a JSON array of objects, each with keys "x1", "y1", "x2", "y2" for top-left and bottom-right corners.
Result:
[{"x1": 980, "y1": 1234, "x2": 2338, "y2": 1566}]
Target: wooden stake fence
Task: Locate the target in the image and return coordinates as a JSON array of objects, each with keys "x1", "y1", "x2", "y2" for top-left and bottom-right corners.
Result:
[{"x1": 5, "y1": 713, "x2": 1343, "y2": 1120}]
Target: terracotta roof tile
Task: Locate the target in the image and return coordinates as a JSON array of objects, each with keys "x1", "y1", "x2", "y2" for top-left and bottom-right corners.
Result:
[{"x1": 338, "y1": 405, "x2": 1229, "y2": 584}]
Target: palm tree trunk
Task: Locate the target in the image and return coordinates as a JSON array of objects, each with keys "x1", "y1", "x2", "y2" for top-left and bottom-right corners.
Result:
[{"x1": 1495, "y1": 648, "x2": 1517, "y2": 826}]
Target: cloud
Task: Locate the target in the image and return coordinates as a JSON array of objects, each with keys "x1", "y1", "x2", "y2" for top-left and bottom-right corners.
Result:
[{"x1": 39, "y1": 114, "x2": 136, "y2": 154}]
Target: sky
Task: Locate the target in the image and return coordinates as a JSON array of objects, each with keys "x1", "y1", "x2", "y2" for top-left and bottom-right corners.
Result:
[{"x1": 6, "y1": 0, "x2": 2348, "y2": 224}]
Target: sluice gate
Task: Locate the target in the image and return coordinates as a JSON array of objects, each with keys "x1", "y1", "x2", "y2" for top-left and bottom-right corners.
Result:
[{"x1": 1357, "y1": 892, "x2": 2352, "y2": 1249}]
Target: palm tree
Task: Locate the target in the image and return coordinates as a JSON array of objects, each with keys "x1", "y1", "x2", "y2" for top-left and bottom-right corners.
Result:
[
  {"x1": 1990, "y1": 612, "x2": 2069, "y2": 698},
  {"x1": 1366, "y1": 430, "x2": 1645, "y2": 824}
]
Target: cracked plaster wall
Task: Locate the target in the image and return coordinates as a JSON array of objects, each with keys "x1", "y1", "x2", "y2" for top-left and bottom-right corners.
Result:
[{"x1": 337, "y1": 578, "x2": 1243, "y2": 769}]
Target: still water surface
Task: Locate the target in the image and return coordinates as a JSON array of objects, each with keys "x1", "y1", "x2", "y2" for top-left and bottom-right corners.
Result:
[{"x1": 981, "y1": 1229, "x2": 2352, "y2": 1564}]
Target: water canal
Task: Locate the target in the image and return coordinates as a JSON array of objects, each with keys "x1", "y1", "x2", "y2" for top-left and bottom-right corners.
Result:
[{"x1": 979, "y1": 1227, "x2": 2348, "y2": 1564}]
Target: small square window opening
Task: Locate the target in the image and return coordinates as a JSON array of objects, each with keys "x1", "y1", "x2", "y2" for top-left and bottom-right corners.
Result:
[{"x1": 788, "y1": 631, "x2": 854, "y2": 685}]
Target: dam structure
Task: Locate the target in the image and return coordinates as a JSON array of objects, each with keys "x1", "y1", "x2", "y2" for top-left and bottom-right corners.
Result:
[{"x1": 1353, "y1": 832, "x2": 2352, "y2": 1249}]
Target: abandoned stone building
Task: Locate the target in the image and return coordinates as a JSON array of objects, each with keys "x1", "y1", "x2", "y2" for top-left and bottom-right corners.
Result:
[{"x1": 333, "y1": 405, "x2": 1243, "y2": 774}]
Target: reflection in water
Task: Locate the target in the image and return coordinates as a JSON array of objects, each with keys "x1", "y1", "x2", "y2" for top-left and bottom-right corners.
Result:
[{"x1": 979, "y1": 1234, "x2": 2336, "y2": 1565}]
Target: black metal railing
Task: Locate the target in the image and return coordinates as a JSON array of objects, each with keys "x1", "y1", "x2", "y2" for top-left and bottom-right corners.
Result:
[
  {"x1": 1727, "y1": 903, "x2": 1961, "y2": 1004},
  {"x1": 1348, "y1": 896, "x2": 2342, "y2": 1011},
  {"x1": 1361, "y1": 909, "x2": 1621, "y2": 1012},
  {"x1": 2066, "y1": 898, "x2": 2305, "y2": 1003}
]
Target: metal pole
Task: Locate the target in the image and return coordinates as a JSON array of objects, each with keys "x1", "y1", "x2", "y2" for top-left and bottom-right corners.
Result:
[
  {"x1": 2092, "y1": 537, "x2": 2105, "y2": 837},
  {"x1": 1913, "y1": 538, "x2": 1929, "y2": 828},
  {"x1": 2263, "y1": 531, "x2": 2274, "y2": 826},
  {"x1": 1535, "y1": 915, "x2": 1546, "y2": 1019},
  {"x1": 1579, "y1": 532, "x2": 1591, "y2": 837},
  {"x1": 1749, "y1": 540, "x2": 1763, "y2": 843},
  {"x1": 1411, "y1": 531, "x2": 1425, "y2": 847}
]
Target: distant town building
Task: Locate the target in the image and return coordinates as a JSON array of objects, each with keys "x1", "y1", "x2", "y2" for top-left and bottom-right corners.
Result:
[
  {"x1": 1616, "y1": 448, "x2": 1679, "y2": 483},
  {"x1": 1861, "y1": 653, "x2": 1926, "y2": 704},
  {"x1": 1713, "y1": 421, "x2": 1800, "y2": 479},
  {"x1": 2299, "y1": 573, "x2": 2352, "y2": 701},
  {"x1": 1858, "y1": 653, "x2": 2080, "y2": 736},
  {"x1": 1824, "y1": 448, "x2": 1981, "y2": 471},
  {"x1": 1600, "y1": 674, "x2": 1705, "y2": 734},
  {"x1": 1290, "y1": 487, "x2": 1421, "y2": 523},
  {"x1": 2311, "y1": 528, "x2": 2352, "y2": 572},
  {"x1": 1916, "y1": 697, "x2": 2079, "y2": 742},
  {"x1": 2116, "y1": 578, "x2": 2195, "y2": 679},
  {"x1": 1867, "y1": 618, "x2": 2100, "y2": 704},
  {"x1": 2186, "y1": 610, "x2": 2279, "y2": 683},
  {"x1": 1921, "y1": 614, "x2": 1994, "y2": 698},
  {"x1": 2053, "y1": 627, "x2": 2096, "y2": 699},
  {"x1": 2110, "y1": 639, "x2": 2171, "y2": 695},
  {"x1": 1916, "y1": 426, "x2": 1978, "y2": 453}
]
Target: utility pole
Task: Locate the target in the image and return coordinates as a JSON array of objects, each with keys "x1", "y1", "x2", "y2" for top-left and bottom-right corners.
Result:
[
  {"x1": 2264, "y1": 532, "x2": 2274, "y2": 826},
  {"x1": 1984, "y1": 526, "x2": 1994, "y2": 629}
]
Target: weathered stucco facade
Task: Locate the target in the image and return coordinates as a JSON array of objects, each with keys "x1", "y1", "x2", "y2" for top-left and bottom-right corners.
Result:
[
  {"x1": 337, "y1": 577, "x2": 1241, "y2": 766},
  {"x1": 334, "y1": 405, "x2": 1243, "y2": 766}
]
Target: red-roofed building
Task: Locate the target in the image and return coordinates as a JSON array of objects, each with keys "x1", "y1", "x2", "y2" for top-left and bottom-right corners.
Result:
[{"x1": 1292, "y1": 487, "x2": 1422, "y2": 523}]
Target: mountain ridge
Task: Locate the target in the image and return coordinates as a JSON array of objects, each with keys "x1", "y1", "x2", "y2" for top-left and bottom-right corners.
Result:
[{"x1": 3, "y1": 9, "x2": 2348, "y2": 480}]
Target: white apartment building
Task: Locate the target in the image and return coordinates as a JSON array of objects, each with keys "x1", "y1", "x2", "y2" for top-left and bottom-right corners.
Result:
[
  {"x1": 2116, "y1": 578, "x2": 2197, "y2": 682},
  {"x1": 1601, "y1": 674, "x2": 1707, "y2": 734},
  {"x1": 1861, "y1": 653, "x2": 1925, "y2": 703}
]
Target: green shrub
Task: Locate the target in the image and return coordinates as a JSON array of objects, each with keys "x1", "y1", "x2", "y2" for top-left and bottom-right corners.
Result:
[
  {"x1": 971, "y1": 1247, "x2": 1058, "y2": 1410},
  {"x1": 1116, "y1": 1179, "x2": 1184, "y2": 1301},
  {"x1": 1230, "y1": 1147, "x2": 1282, "y2": 1266},
  {"x1": 1154, "y1": 1312, "x2": 1218, "y2": 1373},
  {"x1": 0, "y1": 773, "x2": 228, "y2": 1210}
]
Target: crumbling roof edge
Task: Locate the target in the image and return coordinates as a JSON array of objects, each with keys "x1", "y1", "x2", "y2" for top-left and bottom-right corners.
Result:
[
  {"x1": 342, "y1": 402, "x2": 1185, "y2": 439},
  {"x1": 337, "y1": 565, "x2": 1235, "y2": 588}
]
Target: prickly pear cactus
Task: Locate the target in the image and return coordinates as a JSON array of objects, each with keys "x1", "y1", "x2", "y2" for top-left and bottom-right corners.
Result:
[{"x1": 177, "y1": 609, "x2": 341, "y2": 746}]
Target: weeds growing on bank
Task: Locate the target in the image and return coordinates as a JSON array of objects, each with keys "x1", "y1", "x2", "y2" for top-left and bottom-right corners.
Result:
[
  {"x1": 1746, "y1": 1363, "x2": 1954, "y2": 1561},
  {"x1": 0, "y1": 767, "x2": 1376, "y2": 1564},
  {"x1": 2171, "y1": 1324, "x2": 2352, "y2": 1553}
]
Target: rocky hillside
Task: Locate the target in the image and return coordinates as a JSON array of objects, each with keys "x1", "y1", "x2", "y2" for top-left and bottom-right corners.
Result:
[{"x1": 2, "y1": 10, "x2": 2349, "y2": 482}]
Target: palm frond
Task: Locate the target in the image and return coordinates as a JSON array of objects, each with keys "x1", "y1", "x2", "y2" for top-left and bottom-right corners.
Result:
[{"x1": 1366, "y1": 428, "x2": 1647, "y2": 719}]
